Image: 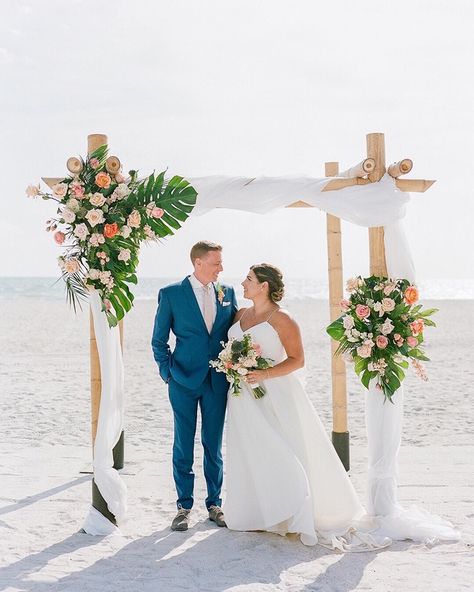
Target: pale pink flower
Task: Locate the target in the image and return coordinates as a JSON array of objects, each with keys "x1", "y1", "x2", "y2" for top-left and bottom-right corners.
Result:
[
  {"x1": 376, "y1": 335, "x2": 389, "y2": 349},
  {"x1": 62, "y1": 208, "x2": 76, "y2": 224},
  {"x1": 74, "y1": 223, "x2": 89, "y2": 240},
  {"x1": 103, "y1": 298, "x2": 112, "y2": 312},
  {"x1": 355, "y1": 304, "x2": 370, "y2": 320},
  {"x1": 89, "y1": 233, "x2": 105, "y2": 247},
  {"x1": 381, "y1": 298, "x2": 396, "y2": 313},
  {"x1": 346, "y1": 277, "x2": 362, "y2": 293},
  {"x1": 394, "y1": 333, "x2": 404, "y2": 346},
  {"x1": 26, "y1": 184, "x2": 40, "y2": 198},
  {"x1": 383, "y1": 283, "x2": 397, "y2": 295},
  {"x1": 340, "y1": 299, "x2": 351, "y2": 311},
  {"x1": 144, "y1": 224, "x2": 156, "y2": 240},
  {"x1": 127, "y1": 209, "x2": 141, "y2": 228},
  {"x1": 54, "y1": 231, "x2": 65, "y2": 245},
  {"x1": 152, "y1": 207, "x2": 164, "y2": 219},
  {"x1": 90, "y1": 157, "x2": 100, "y2": 169},
  {"x1": 407, "y1": 336, "x2": 418, "y2": 348},
  {"x1": 70, "y1": 182, "x2": 85, "y2": 198},
  {"x1": 64, "y1": 258, "x2": 80, "y2": 274},
  {"x1": 412, "y1": 359, "x2": 428, "y2": 381},
  {"x1": 115, "y1": 183, "x2": 130, "y2": 199},
  {"x1": 120, "y1": 225, "x2": 132, "y2": 238},
  {"x1": 85, "y1": 208, "x2": 105, "y2": 227},
  {"x1": 381, "y1": 318, "x2": 394, "y2": 335},
  {"x1": 357, "y1": 344, "x2": 372, "y2": 359},
  {"x1": 118, "y1": 248, "x2": 131, "y2": 262},
  {"x1": 254, "y1": 344, "x2": 262, "y2": 356},
  {"x1": 115, "y1": 173, "x2": 125, "y2": 183},
  {"x1": 342, "y1": 315, "x2": 354, "y2": 330},
  {"x1": 52, "y1": 183, "x2": 68, "y2": 198},
  {"x1": 89, "y1": 192, "x2": 106, "y2": 207}
]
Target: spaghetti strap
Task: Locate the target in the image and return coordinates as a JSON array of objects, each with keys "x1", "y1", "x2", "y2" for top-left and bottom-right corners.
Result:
[
  {"x1": 266, "y1": 307, "x2": 279, "y2": 322},
  {"x1": 240, "y1": 307, "x2": 251, "y2": 322}
]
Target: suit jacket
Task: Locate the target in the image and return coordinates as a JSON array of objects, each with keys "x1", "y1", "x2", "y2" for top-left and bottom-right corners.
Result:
[{"x1": 151, "y1": 276, "x2": 238, "y2": 391}]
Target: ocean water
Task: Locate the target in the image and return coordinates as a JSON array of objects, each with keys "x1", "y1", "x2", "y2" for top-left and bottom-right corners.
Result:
[{"x1": 0, "y1": 276, "x2": 473, "y2": 301}]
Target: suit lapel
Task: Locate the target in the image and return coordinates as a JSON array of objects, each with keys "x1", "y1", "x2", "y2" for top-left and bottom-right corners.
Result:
[
  {"x1": 182, "y1": 277, "x2": 208, "y2": 333},
  {"x1": 211, "y1": 284, "x2": 222, "y2": 333}
]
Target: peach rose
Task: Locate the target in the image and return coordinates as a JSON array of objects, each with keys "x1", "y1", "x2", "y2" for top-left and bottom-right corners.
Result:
[
  {"x1": 64, "y1": 258, "x2": 80, "y2": 274},
  {"x1": 95, "y1": 172, "x2": 112, "y2": 189},
  {"x1": 104, "y1": 223, "x2": 119, "y2": 239},
  {"x1": 376, "y1": 335, "x2": 389, "y2": 349},
  {"x1": 52, "y1": 183, "x2": 68, "y2": 198},
  {"x1": 355, "y1": 304, "x2": 370, "y2": 320},
  {"x1": 54, "y1": 231, "x2": 65, "y2": 245},
  {"x1": 85, "y1": 209, "x2": 105, "y2": 227},
  {"x1": 89, "y1": 192, "x2": 106, "y2": 207},
  {"x1": 127, "y1": 210, "x2": 141, "y2": 228},
  {"x1": 407, "y1": 336, "x2": 418, "y2": 348},
  {"x1": 410, "y1": 319, "x2": 424, "y2": 336},
  {"x1": 404, "y1": 286, "x2": 419, "y2": 305}
]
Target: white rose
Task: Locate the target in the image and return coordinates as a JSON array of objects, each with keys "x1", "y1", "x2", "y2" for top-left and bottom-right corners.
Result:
[
  {"x1": 381, "y1": 318, "x2": 394, "y2": 336},
  {"x1": 85, "y1": 209, "x2": 105, "y2": 227},
  {"x1": 118, "y1": 248, "x2": 131, "y2": 262},
  {"x1": 342, "y1": 315, "x2": 354, "y2": 330},
  {"x1": 115, "y1": 183, "x2": 131, "y2": 199},
  {"x1": 237, "y1": 367, "x2": 248, "y2": 376},
  {"x1": 62, "y1": 208, "x2": 76, "y2": 224},
  {"x1": 120, "y1": 225, "x2": 132, "y2": 238},
  {"x1": 26, "y1": 184, "x2": 40, "y2": 198},
  {"x1": 66, "y1": 198, "x2": 80, "y2": 213},
  {"x1": 88, "y1": 268, "x2": 100, "y2": 280},
  {"x1": 74, "y1": 223, "x2": 89, "y2": 240},
  {"x1": 89, "y1": 192, "x2": 106, "y2": 207}
]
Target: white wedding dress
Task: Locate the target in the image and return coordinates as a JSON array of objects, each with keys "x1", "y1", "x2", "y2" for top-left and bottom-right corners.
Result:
[{"x1": 223, "y1": 319, "x2": 391, "y2": 551}]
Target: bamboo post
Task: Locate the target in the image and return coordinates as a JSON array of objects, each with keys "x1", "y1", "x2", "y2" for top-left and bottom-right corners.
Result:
[
  {"x1": 325, "y1": 161, "x2": 350, "y2": 471},
  {"x1": 366, "y1": 133, "x2": 388, "y2": 277},
  {"x1": 88, "y1": 133, "x2": 124, "y2": 524}
]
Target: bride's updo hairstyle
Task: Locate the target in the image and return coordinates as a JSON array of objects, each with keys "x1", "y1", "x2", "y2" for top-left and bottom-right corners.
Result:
[{"x1": 251, "y1": 264, "x2": 285, "y2": 303}]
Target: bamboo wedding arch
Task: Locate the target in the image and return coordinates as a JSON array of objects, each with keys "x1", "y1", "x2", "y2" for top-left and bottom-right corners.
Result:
[{"x1": 42, "y1": 132, "x2": 435, "y2": 524}]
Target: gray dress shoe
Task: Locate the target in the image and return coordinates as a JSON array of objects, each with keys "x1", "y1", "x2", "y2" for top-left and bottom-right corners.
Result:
[
  {"x1": 171, "y1": 508, "x2": 190, "y2": 531},
  {"x1": 208, "y1": 505, "x2": 227, "y2": 527}
]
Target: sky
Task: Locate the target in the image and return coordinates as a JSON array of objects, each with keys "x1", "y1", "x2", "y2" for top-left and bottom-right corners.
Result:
[{"x1": 1, "y1": 0, "x2": 473, "y2": 282}]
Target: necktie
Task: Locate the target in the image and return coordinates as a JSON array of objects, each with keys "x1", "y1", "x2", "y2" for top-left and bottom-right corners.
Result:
[{"x1": 203, "y1": 285, "x2": 214, "y2": 333}]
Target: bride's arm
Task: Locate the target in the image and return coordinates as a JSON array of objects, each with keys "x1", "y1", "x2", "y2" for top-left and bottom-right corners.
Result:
[{"x1": 246, "y1": 311, "x2": 304, "y2": 382}]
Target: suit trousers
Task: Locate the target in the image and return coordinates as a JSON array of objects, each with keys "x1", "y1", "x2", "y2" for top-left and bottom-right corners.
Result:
[{"x1": 168, "y1": 371, "x2": 227, "y2": 510}]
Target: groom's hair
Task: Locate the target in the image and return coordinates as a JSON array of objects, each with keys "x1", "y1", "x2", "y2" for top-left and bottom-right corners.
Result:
[{"x1": 190, "y1": 241, "x2": 222, "y2": 263}]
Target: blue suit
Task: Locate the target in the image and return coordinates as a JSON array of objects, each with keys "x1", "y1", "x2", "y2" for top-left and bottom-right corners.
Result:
[{"x1": 151, "y1": 276, "x2": 238, "y2": 510}]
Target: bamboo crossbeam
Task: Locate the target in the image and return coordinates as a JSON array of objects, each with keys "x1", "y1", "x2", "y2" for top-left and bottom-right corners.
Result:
[
  {"x1": 338, "y1": 158, "x2": 376, "y2": 178},
  {"x1": 387, "y1": 159, "x2": 413, "y2": 178},
  {"x1": 321, "y1": 177, "x2": 371, "y2": 192},
  {"x1": 395, "y1": 178, "x2": 435, "y2": 192}
]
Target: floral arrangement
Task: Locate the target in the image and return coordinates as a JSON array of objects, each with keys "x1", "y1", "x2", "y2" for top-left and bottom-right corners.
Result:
[
  {"x1": 326, "y1": 276, "x2": 437, "y2": 402},
  {"x1": 26, "y1": 145, "x2": 196, "y2": 327},
  {"x1": 210, "y1": 333, "x2": 273, "y2": 399}
]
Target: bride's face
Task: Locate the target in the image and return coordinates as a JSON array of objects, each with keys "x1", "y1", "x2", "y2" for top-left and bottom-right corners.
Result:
[{"x1": 242, "y1": 270, "x2": 267, "y2": 300}]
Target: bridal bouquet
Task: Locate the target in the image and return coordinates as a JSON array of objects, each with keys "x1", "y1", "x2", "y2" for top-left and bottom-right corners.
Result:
[
  {"x1": 26, "y1": 145, "x2": 196, "y2": 327},
  {"x1": 210, "y1": 333, "x2": 273, "y2": 399},
  {"x1": 326, "y1": 276, "x2": 437, "y2": 403}
]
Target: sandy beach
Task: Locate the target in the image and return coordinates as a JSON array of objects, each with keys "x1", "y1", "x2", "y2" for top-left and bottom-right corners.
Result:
[{"x1": 1, "y1": 297, "x2": 473, "y2": 591}]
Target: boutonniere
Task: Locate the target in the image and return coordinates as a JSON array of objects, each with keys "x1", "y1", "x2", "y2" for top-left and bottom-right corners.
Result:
[{"x1": 215, "y1": 282, "x2": 226, "y2": 305}]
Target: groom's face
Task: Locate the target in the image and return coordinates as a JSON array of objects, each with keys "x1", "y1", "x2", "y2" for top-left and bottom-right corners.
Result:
[{"x1": 195, "y1": 250, "x2": 223, "y2": 284}]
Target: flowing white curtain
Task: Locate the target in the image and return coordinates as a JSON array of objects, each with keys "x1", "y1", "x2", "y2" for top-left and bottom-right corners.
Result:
[{"x1": 82, "y1": 172, "x2": 458, "y2": 542}]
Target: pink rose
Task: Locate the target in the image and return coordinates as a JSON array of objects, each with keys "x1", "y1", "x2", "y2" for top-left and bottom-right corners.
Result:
[
  {"x1": 152, "y1": 207, "x2": 164, "y2": 219},
  {"x1": 376, "y1": 335, "x2": 389, "y2": 349},
  {"x1": 381, "y1": 298, "x2": 396, "y2": 312},
  {"x1": 394, "y1": 333, "x2": 404, "y2": 346},
  {"x1": 54, "y1": 231, "x2": 65, "y2": 245},
  {"x1": 127, "y1": 210, "x2": 141, "y2": 228},
  {"x1": 407, "y1": 336, "x2": 418, "y2": 348},
  {"x1": 410, "y1": 319, "x2": 425, "y2": 337},
  {"x1": 26, "y1": 184, "x2": 40, "y2": 198},
  {"x1": 64, "y1": 258, "x2": 80, "y2": 274},
  {"x1": 254, "y1": 344, "x2": 262, "y2": 356},
  {"x1": 355, "y1": 304, "x2": 370, "y2": 320},
  {"x1": 103, "y1": 298, "x2": 112, "y2": 312},
  {"x1": 90, "y1": 158, "x2": 100, "y2": 169}
]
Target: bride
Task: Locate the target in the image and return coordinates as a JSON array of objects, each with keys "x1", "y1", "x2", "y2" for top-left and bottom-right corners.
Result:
[{"x1": 223, "y1": 263, "x2": 391, "y2": 551}]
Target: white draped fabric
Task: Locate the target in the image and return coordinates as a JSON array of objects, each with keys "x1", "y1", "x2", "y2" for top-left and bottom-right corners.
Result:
[
  {"x1": 83, "y1": 172, "x2": 459, "y2": 543},
  {"x1": 82, "y1": 291, "x2": 127, "y2": 535}
]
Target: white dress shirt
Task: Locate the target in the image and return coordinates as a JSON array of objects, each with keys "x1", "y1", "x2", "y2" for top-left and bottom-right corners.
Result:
[{"x1": 188, "y1": 274, "x2": 216, "y2": 327}]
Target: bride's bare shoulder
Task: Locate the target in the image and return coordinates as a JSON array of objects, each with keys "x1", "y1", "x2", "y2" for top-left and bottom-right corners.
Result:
[
  {"x1": 234, "y1": 307, "x2": 249, "y2": 322},
  {"x1": 271, "y1": 309, "x2": 300, "y2": 331}
]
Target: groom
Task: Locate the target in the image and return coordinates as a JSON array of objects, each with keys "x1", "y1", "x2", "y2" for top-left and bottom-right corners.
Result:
[{"x1": 151, "y1": 241, "x2": 238, "y2": 531}]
